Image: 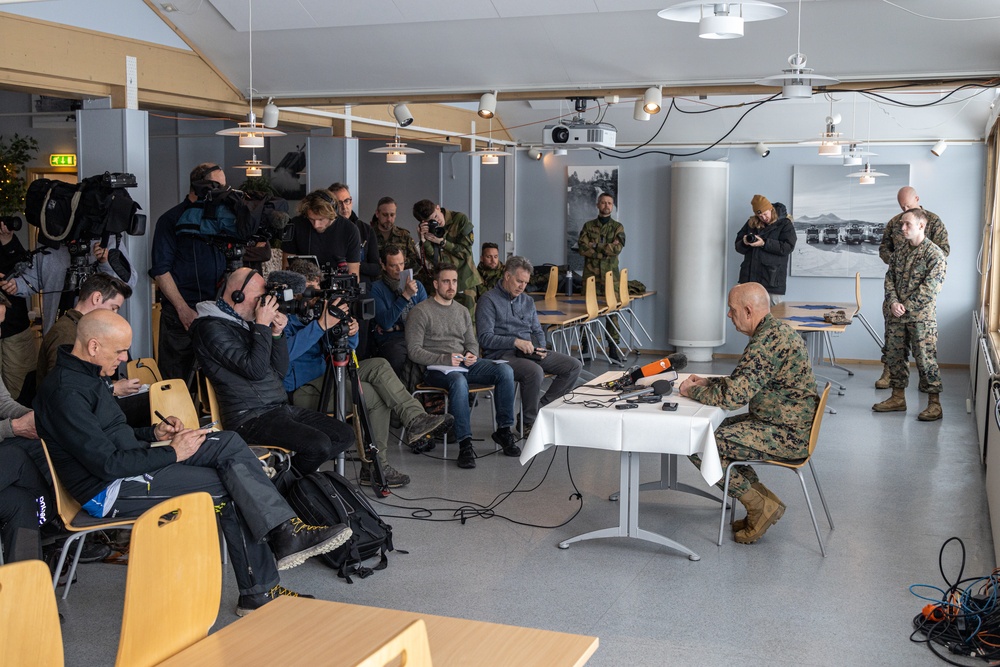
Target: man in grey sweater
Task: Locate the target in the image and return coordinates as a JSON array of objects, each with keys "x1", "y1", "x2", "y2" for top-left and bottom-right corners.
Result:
[
  {"x1": 476, "y1": 256, "x2": 582, "y2": 434},
  {"x1": 405, "y1": 263, "x2": 518, "y2": 469}
]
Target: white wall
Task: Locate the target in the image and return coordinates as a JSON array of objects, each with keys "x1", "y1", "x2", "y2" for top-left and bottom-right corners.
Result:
[{"x1": 515, "y1": 143, "x2": 984, "y2": 365}]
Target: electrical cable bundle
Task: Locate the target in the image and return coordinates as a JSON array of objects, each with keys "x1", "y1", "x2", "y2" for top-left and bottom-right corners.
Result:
[{"x1": 910, "y1": 537, "x2": 1000, "y2": 664}]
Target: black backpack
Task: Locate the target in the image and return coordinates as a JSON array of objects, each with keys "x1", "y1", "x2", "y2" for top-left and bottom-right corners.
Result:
[{"x1": 285, "y1": 470, "x2": 395, "y2": 583}]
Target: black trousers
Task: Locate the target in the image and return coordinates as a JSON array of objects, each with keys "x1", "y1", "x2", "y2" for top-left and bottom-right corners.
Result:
[
  {"x1": 114, "y1": 431, "x2": 295, "y2": 596},
  {"x1": 0, "y1": 442, "x2": 51, "y2": 562},
  {"x1": 157, "y1": 301, "x2": 198, "y2": 389},
  {"x1": 236, "y1": 405, "x2": 354, "y2": 475},
  {"x1": 374, "y1": 335, "x2": 408, "y2": 380}
]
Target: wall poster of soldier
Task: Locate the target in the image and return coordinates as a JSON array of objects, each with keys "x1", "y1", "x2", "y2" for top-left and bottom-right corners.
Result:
[
  {"x1": 791, "y1": 164, "x2": 910, "y2": 278},
  {"x1": 566, "y1": 166, "x2": 618, "y2": 272}
]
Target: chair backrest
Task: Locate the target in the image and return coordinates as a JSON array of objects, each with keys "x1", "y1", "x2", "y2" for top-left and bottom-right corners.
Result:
[
  {"x1": 148, "y1": 380, "x2": 200, "y2": 431},
  {"x1": 126, "y1": 357, "x2": 162, "y2": 385},
  {"x1": 604, "y1": 270, "x2": 619, "y2": 310},
  {"x1": 115, "y1": 492, "x2": 222, "y2": 667},
  {"x1": 204, "y1": 377, "x2": 222, "y2": 425},
  {"x1": 854, "y1": 272, "x2": 862, "y2": 311},
  {"x1": 618, "y1": 268, "x2": 630, "y2": 307},
  {"x1": 544, "y1": 265, "x2": 559, "y2": 300},
  {"x1": 39, "y1": 439, "x2": 85, "y2": 530},
  {"x1": 352, "y1": 619, "x2": 433, "y2": 667},
  {"x1": 0, "y1": 560, "x2": 64, "y2": 667},
  {"x1": 807, "y1": 383, "x2": 832, "y2": 457},
  {"x1": 584, "y1": 276, "x2": 601, "y2": 319},
  {"x1": 151, "y1": 302, "x2": 162, "y2": 362}
]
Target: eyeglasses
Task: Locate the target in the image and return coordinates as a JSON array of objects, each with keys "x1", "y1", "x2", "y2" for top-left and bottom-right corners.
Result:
[{"x1": 337, "y1": 197, "x2": 353, "y2": 205}]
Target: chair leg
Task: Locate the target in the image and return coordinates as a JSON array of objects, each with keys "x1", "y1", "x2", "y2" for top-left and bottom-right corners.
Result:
[
  {"x1": 717, "y1": 463, "x2": 737, "y2": 547},
  {"x1": 795, "y1": 469, "x2": 826, "y2": 557},
  {"x1": 61, "y1": 534, "x2": 89, "y2": 600},
  {"x1": 808, "y1": 460, "x2": 834, "y2": 529}
]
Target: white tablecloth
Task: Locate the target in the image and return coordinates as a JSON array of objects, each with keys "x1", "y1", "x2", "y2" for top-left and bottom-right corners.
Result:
[{"x1": 520, "y1": 372, "x2": 727, "y2": 485}]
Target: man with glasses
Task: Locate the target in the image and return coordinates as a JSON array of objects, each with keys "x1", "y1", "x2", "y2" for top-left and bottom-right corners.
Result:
[{"x1": 328, "y1": 183, "x2": 378, "y2": 357}]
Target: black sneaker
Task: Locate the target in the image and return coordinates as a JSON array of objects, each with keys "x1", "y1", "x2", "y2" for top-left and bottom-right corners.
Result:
[
  {"x1": 236, "y1": 584, "x2": 314, "y2": 617},
  {"x1": 457, "y1": 441, "x2": 476, "y2": 469},
  {"x1": 268, "y1": 519, "x2": 352, "y2": 571},
  {"x1": 360, "y1": 463, "x2": 410, "y2": 488},
  {"x1": 406, "y1": 413, "x2": 453, "y2": 445},
  {"x1": 492, "y1": 429, "x2": 521, "y2": 457},
  {"x1": 409, "y1": 439, "x2": 436, "y2": 454}
]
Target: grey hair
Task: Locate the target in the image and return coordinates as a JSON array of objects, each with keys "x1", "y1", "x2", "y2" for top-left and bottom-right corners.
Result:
[{"x1": 503, "y1": 255, "x2": 533, "y2": 276}]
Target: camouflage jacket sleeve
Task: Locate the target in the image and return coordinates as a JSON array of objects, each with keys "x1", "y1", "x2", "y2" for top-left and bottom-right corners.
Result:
[
  {"x1": 688, "y1": 339, "x2": 775, "y2": 410},
  {"x1": 926, "y1": 213, "x2": 950, "y2": 257},
  {"x1": 884, "y1": 260, "x2": 901, "y2": 307},
  {"x1": 601, "y1": 221, "x2": 626, "y2": 258},
  {"x1": 424, "y1": 211, "x2": 474, "y2": 264},
  {"x1": 903, "y1": 244, "x2": 946, "y2": 314},
  {"x1": 577, "y1": 220, "x2": 601, "y2": 259},
  {"x1": 879, "y1": 214, "x2": 900, "y2": 265}
]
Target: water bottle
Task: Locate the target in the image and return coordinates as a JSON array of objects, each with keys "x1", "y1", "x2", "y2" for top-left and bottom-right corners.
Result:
[{"x1": 565, "y1": 269, "x2": 573, "y2": 297}]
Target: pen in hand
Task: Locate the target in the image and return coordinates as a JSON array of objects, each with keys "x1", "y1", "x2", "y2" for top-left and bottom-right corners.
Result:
[{"x1": 154, "y1": 410, "x2": 170, "y2": 425}]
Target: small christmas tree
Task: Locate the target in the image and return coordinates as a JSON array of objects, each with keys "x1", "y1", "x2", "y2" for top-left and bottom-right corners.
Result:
[{"x1": 0, "y1": 134, "x2": 39, "y2": 217}]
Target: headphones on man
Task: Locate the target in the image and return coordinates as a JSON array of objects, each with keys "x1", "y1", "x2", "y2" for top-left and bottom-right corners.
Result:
[{"x1": 230, "y1": 269, "x2": 260, "y2": 304}]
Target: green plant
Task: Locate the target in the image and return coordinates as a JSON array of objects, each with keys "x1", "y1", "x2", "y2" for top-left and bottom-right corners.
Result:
[{"x1": 0, "y1": 133, "x2": 39, "y2": 216}]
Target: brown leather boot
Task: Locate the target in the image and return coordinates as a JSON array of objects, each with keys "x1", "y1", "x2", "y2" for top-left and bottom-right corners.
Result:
[
  {"x1": 872, "y1": 388, "x2": 906, "y2": 412},
  {"x1": 733, "y1": 485, "x2": 785, "y2": 544},
  {"x1": 874, "y1": 365, "x2": 891, "y2": 389},
  {"x1": 732, "y1": 482, "x2": 786, "y2": 533},
  {"x1": 918, "y1": 393, "x2": 942, "y2": 421}
]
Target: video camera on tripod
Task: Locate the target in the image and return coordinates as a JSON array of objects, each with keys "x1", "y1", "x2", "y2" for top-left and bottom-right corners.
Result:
[{"x1": 263, "y1": 265, "x2": 375, "y2": 342}]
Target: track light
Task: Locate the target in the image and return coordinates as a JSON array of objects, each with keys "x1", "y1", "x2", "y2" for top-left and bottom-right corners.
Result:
[
  {"x1": 527, "y1": 147, "x2": 543, "y2": 161},
  {"x1": 643, "y1": 87, "x2": 662, "y2": 114},
  {"x1": 633, "y1": 100, "x2": 650, "y2": 122},
  {"x1": 931, "y1": 140, "x2": 948, "y2": 157},
  {"x1": 754, "y1": 142, "x2": 770, "y2": 158},
  {"x1": 393, "y1": 104, "x2": 414, "y2": 127},
  {"x1": 262, "y1": 97, "x2": 279, "y2": 128},
  {"x1": 478, "y1": 91, "x2": 497, "y2": 119}
]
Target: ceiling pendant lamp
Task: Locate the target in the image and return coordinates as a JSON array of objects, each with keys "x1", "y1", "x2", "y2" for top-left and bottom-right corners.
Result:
[
  {"x1": 755, "y1": 0, "x2": 837, "y2": 98},
  {"x1": 846, "y1": 100, "x2": 886, "y2": 185},
  {"x1": 657, "y1": 1, "x2": 787, "y2": 39},
  {"x1": 467, "y1": 118, "x2": 509, "y2": 165},
  {"x1": 369, "y1": 132, "x2": 425, "y2": 164},
  {"x1": 233, "y1": 150, "x2": 273, "y2": 178}
]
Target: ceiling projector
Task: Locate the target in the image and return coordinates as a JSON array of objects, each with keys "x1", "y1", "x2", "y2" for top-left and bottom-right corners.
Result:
[{"x1": 542, "y1": 121, "x2": 617, "y2": 149}]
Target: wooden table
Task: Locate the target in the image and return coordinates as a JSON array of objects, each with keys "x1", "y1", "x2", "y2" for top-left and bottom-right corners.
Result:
[
  {"x1": 772, "y1": 301, "x2": 859, "y2": 404},
  {"x1": 158, "y1": 596, "x2": 599, "y2": 667}
]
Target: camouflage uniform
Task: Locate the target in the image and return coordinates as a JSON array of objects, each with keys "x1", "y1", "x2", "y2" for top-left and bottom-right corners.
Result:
[
  {"x1": 376, "y1": 225, "x2": 422, "y2": 272},
  {"x1": 421, "y1": 208, "x2": 482, "y2": 318},
  {"x1": 883, "y1": 238, "x2": 946, "y2": 393},
  {"x1": 476, "y1": 262, "x2": 505, "y2": 299},
  {"x1": 578, "y1": 216, "x2": 625, "y2": 343},
  {"x1": 688, "y1": 313, "x2": 819, "y2": 497}
]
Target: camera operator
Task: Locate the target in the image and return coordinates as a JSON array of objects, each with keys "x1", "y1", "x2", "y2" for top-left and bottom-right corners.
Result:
[
  {"x1": 413, "y1": 199, "x2": 481, "y2": 319},
  {"x1": 0, "y1": 218, "x2": 37, "y2": 400},
  {"x1": 735, "y1": 194, "x2": 796, "y2": 305},
  {"x1": 280, "y1": 263, "x2": 452, "y2": 489},
  {"x1": 150, "y1": 162, "x2": 228, "y2": 387},
  {"x1": 329, "y1": 183, "x2": 378, "y2": 358},
  {"x1": 191, "y1": 268, "x2": 354, "y2": 476},
  {"x1": 282, "y1": 189, "x2": 361, "y2": 280}
]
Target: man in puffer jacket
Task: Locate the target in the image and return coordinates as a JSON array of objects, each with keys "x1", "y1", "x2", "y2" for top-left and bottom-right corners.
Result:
[
  {"x1": 735, "y1": 194, "x2": 797, "y2": 304},
  {"x1": 191, "y1": 267, "x2": 354, "y2": 475}
]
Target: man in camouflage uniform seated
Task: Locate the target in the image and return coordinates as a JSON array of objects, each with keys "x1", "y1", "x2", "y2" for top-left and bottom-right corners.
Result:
[
  {"x1": 577, "y1": 192, "x2": 626, "y2": 360},
  {"x1": 372, "y1": 196, "x2": 422, "y2": 275},
  {"x1": 413, "y1": 199, "x2": 482, "y2": 319},
  {"x1": 875, "y1": 187, "x2": 949, "y2": 389},
  {"x1": 476, "y1": 242, "x2": 504, "y2": 298},
  {"x1": 680, "y1": 283, "x2": 819, "y2": 545},
  {"x1": 873, "y1": 208, "x2": 947, "y2": 421}
]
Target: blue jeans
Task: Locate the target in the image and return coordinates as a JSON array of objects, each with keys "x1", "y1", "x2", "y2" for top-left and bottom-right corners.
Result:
[{"x1": 424, "y1": 360, "x2": 515, "y2": 442}]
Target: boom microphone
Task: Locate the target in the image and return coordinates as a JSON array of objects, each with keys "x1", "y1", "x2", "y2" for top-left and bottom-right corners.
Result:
[
  {"x1": 266, "y1": 270, "x2": 307, "y2": 297},
  {"x1": 615, "y1": 379, "x2": 674, "y2": 402},
  {"x1": 601, "y1": 353, "x2": 688, "y2": 390}
]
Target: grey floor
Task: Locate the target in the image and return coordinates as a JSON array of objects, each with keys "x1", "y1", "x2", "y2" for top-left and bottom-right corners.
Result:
[{"x1": 55, "y1": 354, "x2": 992, "y2": 666}]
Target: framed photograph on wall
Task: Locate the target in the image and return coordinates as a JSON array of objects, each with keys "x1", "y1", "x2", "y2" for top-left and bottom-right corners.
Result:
[
  {"x1": 791, "y1": 164, "x2": 910, "y2": 278},
  {"x1": 566, "y1": 166, "x2": 618, "y2": 272}
]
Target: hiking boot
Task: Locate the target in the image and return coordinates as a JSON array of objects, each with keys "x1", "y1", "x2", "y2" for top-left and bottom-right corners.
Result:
[
  {"x1": 457, "y1": 440, "x2": 476, "y2": 469},
  {"x1": 236, "y1": 584, "x2": 314, "y2": 617},
  {"x1": 406, "y1": 413, "x2": 453, "y2": 445},
  {"x1": 492, "y1": 428, "x2": 522, "y2": 457},
  {"x1": 875, "y1": 365, "x2": 891, "y2": 389},
  {"x1": 607, "y1": 346, "x2": 625, "y2": 362},
  {"x1": 409, "y1": 439, "x2": 436, "y2": 455},
  {"x1": 873, "y1": 388, "x2": 906, "y2": 412},
  {"x1": 267, "y1": 519, "x2": 352, "y2": 571},
  {"x1": 733, "y1": 485, "x2": 785, "y2": 544},
  {"x1": 732, "y1": 482, "x2": 786, "y2": 533},
  {"x1": 360, "y1": 463, "x2": 410, "y2": 488},
  {"x1": 918, "y1": 394, "x2": 943, "y2": 422}
]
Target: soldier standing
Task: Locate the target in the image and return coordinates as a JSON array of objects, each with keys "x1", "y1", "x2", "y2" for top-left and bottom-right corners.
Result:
[
  {"x1": 577, "y1": 192, "x2": 626, "y2": 360},
  {"x1": 875, "y1": 187, "x2": 949, "y2": 389},
  {"x1": 872, "y1": 208, "x2": 946, "y2": 421},
  {"x1": 413, "y1": 199, "x2": 481, "y2": 319},
  {"x1": 372, "y1": 197, "x2": 422, "y2": 273}
]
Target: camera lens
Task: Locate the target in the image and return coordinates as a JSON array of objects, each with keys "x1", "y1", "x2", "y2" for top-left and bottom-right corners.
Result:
[
  {"x1": 0, "y1": 216, "x2": 22, "y2": 232},
  {"x1": 551, "y1": 126, "x2": 570, "y2": 143}
]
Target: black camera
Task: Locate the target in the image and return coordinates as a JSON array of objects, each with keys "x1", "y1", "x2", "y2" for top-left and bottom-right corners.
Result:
[
  {"x1": 0, "y1": 215, "x2": 22, "y2": 232},
  {"x1": 425, "y1": 219, "x2": 445, "y2": 238},
  {"x1": 746, "y1": 232, "x2": 758, "y2": 243}
]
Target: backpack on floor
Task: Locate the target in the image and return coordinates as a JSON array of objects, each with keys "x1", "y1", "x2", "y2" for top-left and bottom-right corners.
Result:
[{"x1": 285, "y1": 470, "x2": 395, "y2": 583}]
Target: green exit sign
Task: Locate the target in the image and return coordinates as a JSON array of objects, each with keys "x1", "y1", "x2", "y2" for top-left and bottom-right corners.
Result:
[{"x1": 49, "y1": 154, "x2": 77, "y2": 167}]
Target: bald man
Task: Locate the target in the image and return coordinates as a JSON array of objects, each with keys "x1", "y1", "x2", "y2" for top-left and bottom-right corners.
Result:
[
  {"x1": 34, "y1": 310, "x2": 351, "y2": 615},
  {"x1": 679, "y1": 283, "x2": 819, "y2": 545},
  {"x1": 191, "y1": 267, "x2": 355, "y2": 475},
  {"x1": 875, "y1": 187, "x2": 949, "y2": 389}
]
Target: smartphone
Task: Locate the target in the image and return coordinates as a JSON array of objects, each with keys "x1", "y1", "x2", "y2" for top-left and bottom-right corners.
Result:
[
  {"x1": 662, "y1": 402, "x2": 678, "y2": 411},
  {"x1": 202, "y1": 419, "x2": 221, "y2": 430},
  {"x1": 399, "y1": 268, "x2": 413, "y2": 291},
  {"x1": 615, "y1": 403, "x2": 638, "y2": 410}
]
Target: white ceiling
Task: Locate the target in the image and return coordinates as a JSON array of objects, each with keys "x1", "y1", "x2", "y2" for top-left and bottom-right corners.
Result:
[{"x1": 3, "y1": 0, "x2": 999, "y2": 146}]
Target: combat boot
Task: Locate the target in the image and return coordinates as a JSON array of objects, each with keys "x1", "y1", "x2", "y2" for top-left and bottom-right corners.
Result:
[
  {"x1": 733, "y1": 484, "x2": 785, "y2": 544},
  {"x1": 732, "y1": 482, "x2": 786, "y2": 533},
  {"x1": 874, "y1": 365, "x2": 891, "y2": 389},
  {"x1": 918, "y1": 393, "x2": 943, "y2": 422},
  {"x1": 872, "y1": 388, "x2": 906, "y2": 412}
]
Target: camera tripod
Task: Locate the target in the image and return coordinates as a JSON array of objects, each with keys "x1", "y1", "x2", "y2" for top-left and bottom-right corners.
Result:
[{"x1": 315, "y1": 331, "x2": 390, "y2": 497}]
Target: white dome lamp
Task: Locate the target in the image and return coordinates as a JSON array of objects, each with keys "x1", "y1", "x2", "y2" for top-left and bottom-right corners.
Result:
[
  {"x1": 755, "y1": 0, "x2": 838, "y2": 98},
  {"x1": 657, "y1": 1, "x2": 787, "y2": 40}
]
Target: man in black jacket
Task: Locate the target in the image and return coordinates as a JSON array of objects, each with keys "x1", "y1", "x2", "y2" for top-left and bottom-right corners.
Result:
[
  {"x1": 191, "y1": 267, "x2": 354, "y2": 475},
  {"x1": 735, "y1": 194, "x2": 797, "y2": 304},
  {"x1": 34, "y1": 310, "x2": 351, "y2": 616},
  {"x1": 329, "y1": 182, "x2": 379, "y2": 358}
]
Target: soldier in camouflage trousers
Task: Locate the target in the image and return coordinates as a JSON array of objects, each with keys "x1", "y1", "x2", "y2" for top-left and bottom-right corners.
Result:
[
  {"x1": 875, "y1": 187, "x2": 949, "y2": 389},
  {"x1": 372, "y1": 196, "x2": 422, "y2": 274},
  {"x1": 873, "y1": 208, "x2": 946, "y2": 421},
  {"x1": 680, "y1": 283, "x2": 819, "y2": 545},
  {"x1": 476, "y1": 242, "x2": 504, "y2": 299},
  {"x1": 413, "y1": 199, "x2": 482, "y2": 319},
  {"x1": 577, "y1": 193, "x2": 626, "y2": 358}
]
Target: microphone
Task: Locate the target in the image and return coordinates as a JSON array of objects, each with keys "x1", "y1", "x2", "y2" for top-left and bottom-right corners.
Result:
[
  {"x1": 266, "y1": 270, "x2": 307, "y2": 297},
  {"x1": 601, "y1": 353, "x2": 688, "y2": 391},
  {"x1": 615, "y1": 379, "x2": 674, "y2": 402}
]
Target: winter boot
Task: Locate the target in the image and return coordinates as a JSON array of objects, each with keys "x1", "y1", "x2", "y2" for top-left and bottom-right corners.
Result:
[
  {"x1": 918, "y1": 393, "x2": 943, "y2": 422},
  {"x1": 733, "y1": 484, "x2": 785, "y2": 544},
  {"x1": 732, "y1": 482, "x2": 786, "y2": 533},
  {"x1": 872, "y1": 388, "x2": 906, "y2": 412},
  {"x1": 874, "y1": 365, "x2": 891, "y2": 389}
]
